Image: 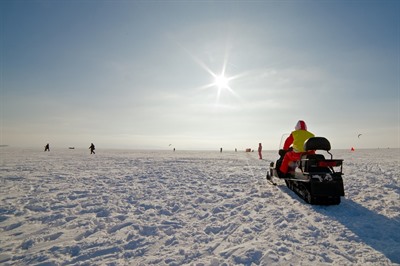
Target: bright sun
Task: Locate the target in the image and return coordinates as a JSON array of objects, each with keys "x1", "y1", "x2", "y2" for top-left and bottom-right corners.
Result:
[
  {"x1": 214, "y1": 75, "x2": 229, "y2": 89},
  {"x1": 176, "y1": 41, "x2": 243, "y2": 106}
]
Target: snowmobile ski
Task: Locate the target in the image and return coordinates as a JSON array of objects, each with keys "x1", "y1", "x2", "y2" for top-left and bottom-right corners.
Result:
[{"x1": 266, "y1": 174, "x2": 277, "y2": 186}]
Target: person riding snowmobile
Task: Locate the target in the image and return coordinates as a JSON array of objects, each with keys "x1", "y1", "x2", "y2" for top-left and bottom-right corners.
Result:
[{"x1": 279, "y1": 120, "x2": 315, "y2": 176}]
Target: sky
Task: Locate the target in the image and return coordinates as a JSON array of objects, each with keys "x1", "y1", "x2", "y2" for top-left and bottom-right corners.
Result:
[{"x1": 1, "y1": 0, "x2": 399, "y2": 150}]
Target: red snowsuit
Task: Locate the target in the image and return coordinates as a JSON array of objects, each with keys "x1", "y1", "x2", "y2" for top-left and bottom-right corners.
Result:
[
  {"x1": 280, "y1": 121, "x2": 315, "y2": 174},
  {"x1": 258, "y1": 143, "x2": 262, "y2": 159}
]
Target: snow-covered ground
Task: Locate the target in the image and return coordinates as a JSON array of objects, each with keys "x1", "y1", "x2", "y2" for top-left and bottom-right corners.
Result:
[{"x1": 0, "y1": 147, "x2": 399, "y2": 265}]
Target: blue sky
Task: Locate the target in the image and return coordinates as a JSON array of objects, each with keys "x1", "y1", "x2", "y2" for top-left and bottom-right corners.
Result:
[{"x1": 1, "y1": 0, "x2": 399, "y2": 150}]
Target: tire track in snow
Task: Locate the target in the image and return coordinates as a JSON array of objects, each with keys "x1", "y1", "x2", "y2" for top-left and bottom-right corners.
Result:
[
  {"x1": 206, "y1": 154, "x2": 293, "y2": 262},
  {"x1": 165, "y1": 153, "x2": 271, "y2": 263}
]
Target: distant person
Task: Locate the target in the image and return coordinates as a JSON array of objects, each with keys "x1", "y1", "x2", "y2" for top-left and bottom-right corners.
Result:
[
  {"x1": 89, "y1": 143, "x2": 95, "y2": 154},
  {"x1": 220, "y1": 147, "x2": 223, "y2": 153},
  {"x1": 258, "y1": 143, "x2": 262, "y2": 159},
  {"x1": 173, "y1": 148, "x2": 176, "y2": 152},
  {"x1": 44, "y1": 143, "x2": 50, "y2": 152},
  {"x1": 280, "y1": 120, "x2": 315, "y2": 176}
]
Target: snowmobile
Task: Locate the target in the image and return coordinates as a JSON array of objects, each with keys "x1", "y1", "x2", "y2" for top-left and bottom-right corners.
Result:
[{"x1": 267, "y1": 136, "x2": 344, "y2": 205}]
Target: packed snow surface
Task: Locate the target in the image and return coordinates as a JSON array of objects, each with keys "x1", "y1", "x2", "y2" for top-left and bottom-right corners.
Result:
[{"x1": 0, "y1": 147, "x2": 399, "y2": 265}]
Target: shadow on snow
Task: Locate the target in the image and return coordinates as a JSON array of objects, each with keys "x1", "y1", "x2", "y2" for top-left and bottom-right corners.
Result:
[
  {"x1": 315, "y1": 198, "x2": 400, "y2": 264},
  {"x1": 275, "y1": 184, "x2": 399, "y2": 264}
]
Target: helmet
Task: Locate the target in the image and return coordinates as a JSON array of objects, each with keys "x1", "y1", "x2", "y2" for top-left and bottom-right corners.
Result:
[{"x1": 295, "y1": 120, "x2": 307, "y2": 130}]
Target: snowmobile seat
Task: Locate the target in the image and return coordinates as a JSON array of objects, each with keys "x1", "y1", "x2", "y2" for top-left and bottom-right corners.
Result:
[
  {"x1": 300, "y1": 137, "x2": 331, "y2": 173},
  {"x1": 300, "y1": 154, "x2": 331, "y2": 173},
  {"x1": 303, "y1": 154, "x2": 325, "y2": 160},
  {"x1": 304, "y1": 137, "x2": 331, "y2": 152}
]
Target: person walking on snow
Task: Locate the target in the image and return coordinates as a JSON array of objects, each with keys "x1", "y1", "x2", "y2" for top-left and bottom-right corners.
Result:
[
  {"x1": 89, "y1": 143, "x2": 95, "y2": 154},
  {"x1": 280, "y1": 120, "x2": 315, "y2": 175},
  {"x1": 258, "y1": 143, "x2": 262, "y2": 159},
  {"x1": 44, "y1": 143, "x2": 50, "y2": 152}
]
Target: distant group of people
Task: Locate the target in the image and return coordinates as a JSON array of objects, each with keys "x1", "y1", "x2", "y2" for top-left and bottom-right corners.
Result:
[
  {"x1": 41, "y1": 120, "x2": 313, "y2": 170},
  {"x1": 44, "y1": 143, "x2": 96, "y2": 154}
]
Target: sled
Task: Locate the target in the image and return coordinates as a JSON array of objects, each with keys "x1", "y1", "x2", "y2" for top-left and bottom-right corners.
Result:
[{"x1": 267, "y1": 137, "x2": 345, "y2": 205}]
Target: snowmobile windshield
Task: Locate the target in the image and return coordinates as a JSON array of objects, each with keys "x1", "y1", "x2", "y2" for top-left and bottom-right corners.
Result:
[{"x1": 279, "y1": 133, "x2": 290, "y2": 149}]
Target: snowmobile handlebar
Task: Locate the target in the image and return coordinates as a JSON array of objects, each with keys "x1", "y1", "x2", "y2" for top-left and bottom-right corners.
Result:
[{"x1": 279, "y1": 147, "x2": 293, "y2": 157}]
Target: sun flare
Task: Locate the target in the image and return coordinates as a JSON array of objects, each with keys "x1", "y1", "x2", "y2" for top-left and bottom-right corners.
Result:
[
  {"x1": 177, "y1": 42, "x2": 243, "y2": 106},
  {"x1": 214, "y1": 75, "x2": 229, "y2": 89}
]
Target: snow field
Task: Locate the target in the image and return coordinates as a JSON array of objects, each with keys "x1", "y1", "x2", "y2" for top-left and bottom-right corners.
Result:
[{"x1": 0, "y1": 148, "x2": 399, "y2": 265}]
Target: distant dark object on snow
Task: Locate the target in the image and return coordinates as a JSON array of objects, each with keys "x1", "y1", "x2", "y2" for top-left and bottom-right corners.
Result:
[
  {"x1": 89, "y1": 143, "x2": 95, "y2": 154},
  {"x1": 69, "y1": 147, "x2": 75, "y2": 149}
]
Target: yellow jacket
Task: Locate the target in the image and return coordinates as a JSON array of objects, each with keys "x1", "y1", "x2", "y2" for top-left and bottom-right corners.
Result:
[{"x1": 284, "y1": 130, "x2": 315, "y2": 152}]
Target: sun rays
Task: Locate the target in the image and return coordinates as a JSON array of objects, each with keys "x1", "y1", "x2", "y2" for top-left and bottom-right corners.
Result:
[
  {"x1": 175, "y1": 39, "x2": 242, "y2": 106},
  {"x1": 214, "y1": 74, "x2": 229, "y2": 90}
]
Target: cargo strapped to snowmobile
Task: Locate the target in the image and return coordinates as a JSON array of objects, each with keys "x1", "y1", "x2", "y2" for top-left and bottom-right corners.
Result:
[
  {"x1": 300, "y1": 157, "x2": 343, "y2": 175},
  {"x1": 300, "y1": 137, "x2": 343, "y2": 174}
]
